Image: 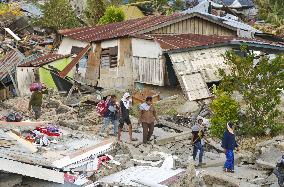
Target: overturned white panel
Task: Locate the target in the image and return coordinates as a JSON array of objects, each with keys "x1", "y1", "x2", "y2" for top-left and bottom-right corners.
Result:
[{"x1": 0, "y1": 158, "x2": 64, "y2": 184}]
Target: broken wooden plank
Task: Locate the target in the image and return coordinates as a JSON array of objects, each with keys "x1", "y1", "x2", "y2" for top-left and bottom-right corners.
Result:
[
  {"x1": 7, "y1": 131, "x2": 37, "y2": 153},
  {"x1": 155, "y1": 131, "x2": 192, "y2": 146},
  {"x1": 0, "y1": 157, "x2": 64, "y2": 184}
]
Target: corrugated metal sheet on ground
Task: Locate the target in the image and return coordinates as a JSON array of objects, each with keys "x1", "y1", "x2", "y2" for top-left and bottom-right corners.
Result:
[{"x1": 0, "y1": 50, "x2": 25, "y2": 80}]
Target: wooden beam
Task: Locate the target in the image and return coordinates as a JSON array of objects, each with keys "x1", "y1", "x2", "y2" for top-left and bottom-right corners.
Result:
[
  {"x1": 155, "y1": 131, "x2": 192, "y2": 146},
  {"x1": 0, "y1": 157, "x2": 64, "y2": 184},
  {"x1": 7, "y1": 131, "x2": 37, "y2": 153}
]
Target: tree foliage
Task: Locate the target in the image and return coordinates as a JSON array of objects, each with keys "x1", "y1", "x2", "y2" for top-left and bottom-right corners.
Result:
[
  {"x1": 0, "y1": 2, "x2": 23, "y2": 18},
  {"x1": 34, "y1": 0, "x2": 81, "y2": 31},
  {"x1": 210, "y1": 88, "x2": 240, "y2": 138},
  {"x1": 84, "y1": 0, "x2": 106, "y2": 26},
  {"x1": 98, "y1": 5, "x2": 125, "y2": 25},
  {"x1": 256, "y1": 0, "x2": 284, "y2": 26},
  {"x1": 218, "y1": 45, "x2": 284, "y2": 136}
]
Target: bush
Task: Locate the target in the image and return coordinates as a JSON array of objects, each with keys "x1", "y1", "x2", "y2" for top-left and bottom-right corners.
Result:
[
  {"x1": 210, "y1": 90, "x2": 239, "y2": 138},
  {"x1": 219, "y1": 46, "x2": 284, "y2": 136}
]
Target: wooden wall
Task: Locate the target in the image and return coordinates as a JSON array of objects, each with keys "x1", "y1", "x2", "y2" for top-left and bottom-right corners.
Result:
[
  {"x1": 149, "y1": 17, "x2": 236, "y2": 36},
  {"x1": 85, "y1": 43, "x2": 101, "y2": 83}
]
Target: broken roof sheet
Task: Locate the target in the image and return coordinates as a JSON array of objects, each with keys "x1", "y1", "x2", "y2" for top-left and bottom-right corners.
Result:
[
  {"x1": 18, "y1": 53, "x2": 70, "y2": 67},
  {"x1": 59, "y1": 14, "x2": 181, "y2": 42},
  {"x1": 0, "y1": 50, "x2": 24, "y2": 80}
]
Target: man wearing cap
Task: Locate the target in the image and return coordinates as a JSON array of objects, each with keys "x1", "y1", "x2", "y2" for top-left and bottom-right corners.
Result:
[
  {"x1": 139, "y1": 96, "x2": 159, "y2": 144},
  {"x1": 191, "y1": 117, "x2": 206, "y2": 167}
]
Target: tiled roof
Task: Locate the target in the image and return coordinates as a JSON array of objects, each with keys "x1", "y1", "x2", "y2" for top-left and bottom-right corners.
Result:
[
  {"x1": 143, "y1": 34, "x2": 235, "y2": 50},
  {"x1": 19, "y1": 53, "x2": 70, "y2": 67},
  {"x1": 58, "y1": 14, "x2": 182, "y2": 42}
]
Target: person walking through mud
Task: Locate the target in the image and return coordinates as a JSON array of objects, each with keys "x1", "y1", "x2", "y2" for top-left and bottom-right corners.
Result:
[
  {"x1": 139, "y1": 96, "x2": 159, "y2": 144},
  {"x1": 221, "y1": 121, "x2": 239, "y2": 173},
  {"x1": 118, "y1": 92, "x2": 137, "y2": 143}
]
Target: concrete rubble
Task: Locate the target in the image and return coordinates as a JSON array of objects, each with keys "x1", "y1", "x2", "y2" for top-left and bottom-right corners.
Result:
[{"x1": 0, "y1": 92, "x2": 282, "y2": 187}]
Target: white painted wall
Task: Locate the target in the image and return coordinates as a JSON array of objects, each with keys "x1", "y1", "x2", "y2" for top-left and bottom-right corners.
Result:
[
  {"x1": 16, "y1": 67, "x2": 36, "y2": 96},
  {"x1": 101, "y1": 39, "x2": 118, "y2": 48},
  {"x1": 132, "y1": 38, "x2": 162, "y2": 58},
  {"x1": 58, "y1": 37, "x2": 89, "y2": 55}
]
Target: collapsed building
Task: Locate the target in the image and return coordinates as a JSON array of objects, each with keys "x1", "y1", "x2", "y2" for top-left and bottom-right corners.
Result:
[{"x1": 51, "y1": 7, "x2": 284, "y2": 101}]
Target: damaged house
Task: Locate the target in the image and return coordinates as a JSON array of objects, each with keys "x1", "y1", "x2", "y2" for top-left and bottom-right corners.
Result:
[
  {"x1": 56, "y1": 10, "x2": 284, "y2": 101},
  {"x1": 16, "y1": 53, "x2": 73, "y2": 96}
]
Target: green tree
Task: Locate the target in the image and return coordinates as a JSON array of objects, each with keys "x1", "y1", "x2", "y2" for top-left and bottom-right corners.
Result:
[
  {"x1": 210, "y1": 89, "x2": 240, "y2": 138},
  {"x1": 34, "y1": 0, "x2": 80, "y2": 32},
  {"x1": 84, "y1": 0, "x2": 106, "y2": 26},
  {"x1": 98, "y1": 5, "x2": 125, "y2": 25},
  {"x1": 256, "y1": 0, "x2": 284, "y2": 26},
  {"x1": 171, "y1": 0, "x2": 185, "y2": 11},
  {"x1": 218, "y1": 45, "x2": 284, "y2": 136}
]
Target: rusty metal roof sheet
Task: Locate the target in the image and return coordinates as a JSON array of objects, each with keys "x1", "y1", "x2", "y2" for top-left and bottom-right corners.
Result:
[
  {"x1": 58, "y1": 14, "x2": 182, "y2": 42},
  {"x1": 18, "y1": 53, "x2": 71, "y2": 67},
  {"x1": 0, "y1": 50, "x2": 25, "y2": 80},
  {"x1": 141, "y1": 34, "x2": 235, "y2": 50},
  {"x1": 135, "y1": 34, "x2": 284, "y2": 51}
]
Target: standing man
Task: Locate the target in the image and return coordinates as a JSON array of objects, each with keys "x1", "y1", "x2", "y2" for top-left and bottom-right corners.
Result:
[
  {"x1": 191, "y1": 117, "x2": 206, "y2": 167},
  {"x1": 118, "y1": 92, "x2": 137, "y2": 143},
  {"x1": 99, "y1": 95, "x2": 119, "y2": 136},
  {"x1": 222, "y1": 121, "x2": 239, "y2": 173},
  {"x1": 28, "y1": 84, "x2": 48, "y2": 120},
  {"x1": 139, "y1": 96, "x2": 159, "y2": 144}
]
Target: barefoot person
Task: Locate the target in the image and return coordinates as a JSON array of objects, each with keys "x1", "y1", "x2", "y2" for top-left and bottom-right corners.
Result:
[
  {"x1": 139, "y1": 96, "x2": 159, "y2": 144},
  {"x1": 222, "y1": 121, "x2": 239, "y2": 173},
  {"x1": 118, "y1": 92, "x2": 136, "y2": 142}
]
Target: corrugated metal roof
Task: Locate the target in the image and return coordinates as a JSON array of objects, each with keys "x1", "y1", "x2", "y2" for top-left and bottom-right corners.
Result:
[
  {"x1": 18, "y1": 53, "x2": 70, "y2": 67},
  {"x1": 143, "y1": 34, "x2": 235, "y2": 51},
  {"x1": 58, "y1": 14, "x2": 182, "y2": 42},
  {"x1": 0, "y1": 50, "x2": 25, "y2": 80},
  {"x1": 135, "y1": 34, "x2": 284, "y2": 51}
]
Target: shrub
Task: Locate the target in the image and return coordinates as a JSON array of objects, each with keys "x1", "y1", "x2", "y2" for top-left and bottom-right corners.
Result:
[{"x1": 210, "y1": 90, "x2": 239, "y2": 138}]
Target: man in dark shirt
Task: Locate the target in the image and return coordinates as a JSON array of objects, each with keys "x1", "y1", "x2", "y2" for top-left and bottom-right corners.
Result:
[{"x1": 191, "y1": 117, "x2": 205, "y2": 167}]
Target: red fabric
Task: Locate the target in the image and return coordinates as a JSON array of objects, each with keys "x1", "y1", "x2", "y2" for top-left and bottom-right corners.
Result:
[
  {"x1": 96, "y1": 100, "x2": 108, "y2": 117},
  {"x1": 64, "y1": 173, "x2": 77, "y2": 183}
]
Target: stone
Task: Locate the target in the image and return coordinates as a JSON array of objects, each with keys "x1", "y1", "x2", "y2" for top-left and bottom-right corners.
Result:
[
  {"x1": 46, "y1": 99, "x2": 61, "y2": 108},
  {"x1": 143, "y1": 155, "x2": 162, "y2": 162},
  {"x1": 177, "y1": 101, "x2": 200, "y2": 114},
  {"x1": 58, "y1": 120, "x2": 79, "y2": 130},
  {"x1": 56, "y1": 105, "x2": 72, "y2": 114}
]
